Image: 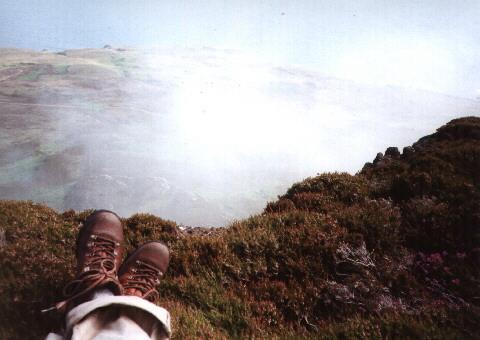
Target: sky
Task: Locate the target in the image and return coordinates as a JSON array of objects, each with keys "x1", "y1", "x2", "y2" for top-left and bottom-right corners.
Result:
[{"x1": 0, "y1": 0, "x2": 479, "y2": 98}]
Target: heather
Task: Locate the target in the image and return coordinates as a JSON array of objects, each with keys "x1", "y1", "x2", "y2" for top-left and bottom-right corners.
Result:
[{"x1": 0, "y1": 117, "x2": 479, "y2": 339}]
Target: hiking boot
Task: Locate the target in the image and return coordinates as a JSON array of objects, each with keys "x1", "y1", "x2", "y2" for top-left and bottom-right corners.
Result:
[
  {"x1": 52, "y1": 210, "x2": 124, "y2": 312},
  {"x1": 118, "y1": 242, "x2": 170, "y2": 302}
]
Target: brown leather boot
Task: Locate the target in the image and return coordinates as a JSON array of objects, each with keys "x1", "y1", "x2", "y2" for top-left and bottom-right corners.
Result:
[
  {"x1": 118, "y1": 242, "x2": 170, "y2": 302},
  {"x1": 53, "y1": 210, "x2": 125, "y2": 312}
]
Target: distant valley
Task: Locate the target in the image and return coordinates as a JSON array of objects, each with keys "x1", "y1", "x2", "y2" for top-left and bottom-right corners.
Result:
[{"x1": 0, "y1": 47, "x2": 479, "y2": 225}]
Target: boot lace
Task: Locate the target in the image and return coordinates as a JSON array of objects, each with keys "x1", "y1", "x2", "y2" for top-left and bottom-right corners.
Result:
[
  {"x1": 43, "y1": 234, "x2": 121, "y2": 312},
  {"x1": 123, "y1": 260, "x2": 163, "y2": 302}
]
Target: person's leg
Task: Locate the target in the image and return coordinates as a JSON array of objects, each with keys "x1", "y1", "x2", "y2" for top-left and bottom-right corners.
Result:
[
  {"x1": 52, "y1": 210, "x2": 125, "y2": 312},
  {"x1": 70, "y1": 306, "x2": 167, "y2": 340},
  {"x1": 68, "y1": 290, "x2": 168, "y2": 340},
  {"x1": 67, "y1": 242, "x2": 172, "y2": 339},
  {"x1": 46, "y1": 211, "x2": 171, "y2": 339}
]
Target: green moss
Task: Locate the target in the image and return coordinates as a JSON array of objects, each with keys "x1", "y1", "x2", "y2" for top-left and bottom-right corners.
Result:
[
  {"x1": 18, "y1": 69, "x2": 44, "y2": 81},
  {"x1": 53, "y1": 64, "x2": 69, "y2": 74}
]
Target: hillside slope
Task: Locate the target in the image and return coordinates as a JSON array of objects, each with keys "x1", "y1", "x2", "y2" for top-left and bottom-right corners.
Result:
[{"x1": 0, "y1": 117, "x2": 479, "y2": 339}]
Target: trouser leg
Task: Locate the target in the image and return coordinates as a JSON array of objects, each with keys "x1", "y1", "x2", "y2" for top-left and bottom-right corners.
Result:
[
  {"x1": 70, "y1": 305, "x2": 168, "y2": 340},
  {"x1": 66, "y1": 289, "x2": 170, "y2": 340}
]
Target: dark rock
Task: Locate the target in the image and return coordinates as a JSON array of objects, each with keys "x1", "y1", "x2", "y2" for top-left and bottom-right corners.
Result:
[
  {"x1": 385, "y1": 147, "x2": 400, "y2": 158},
  {"x1": 362, "y1": 162, "x2": 374, "y2": 171},
  {"x1": 402, "y1": 146, "x2": 414, "y2": 158},
  {"x1": 373, "y1": 152, "x2": 384, "y2": 164}
]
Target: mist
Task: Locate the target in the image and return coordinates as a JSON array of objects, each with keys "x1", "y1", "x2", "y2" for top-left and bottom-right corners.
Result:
[{"x1": 0, "y1": 47, "x2": 478, "y2": 225}]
